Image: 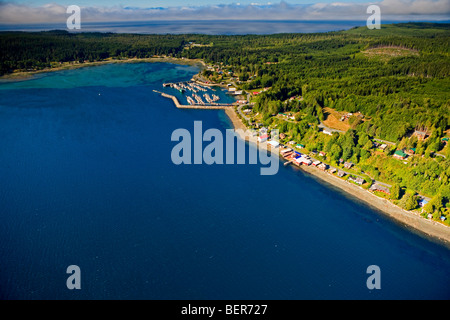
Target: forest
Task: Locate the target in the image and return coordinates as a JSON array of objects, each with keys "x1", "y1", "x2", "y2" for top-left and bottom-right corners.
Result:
[{"x1": 1, "y1": 22, "x2": 449, "y2": 223}]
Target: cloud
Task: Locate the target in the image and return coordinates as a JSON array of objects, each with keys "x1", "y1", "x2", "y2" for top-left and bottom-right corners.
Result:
[
  {"x1": 380, "y1": 0, "x2": 450, "y2": 15},
  {"x1": 0, "y1": 1, "x2": 448, "y2": 24}
]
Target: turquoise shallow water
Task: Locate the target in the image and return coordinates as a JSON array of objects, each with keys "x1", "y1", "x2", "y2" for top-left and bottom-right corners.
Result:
[{"x1": 0, "y1": 62, "x2": 449, "y2": 300}]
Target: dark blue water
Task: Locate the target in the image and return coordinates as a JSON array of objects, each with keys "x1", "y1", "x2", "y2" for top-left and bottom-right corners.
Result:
[{"x1": 0, "y1": 62, "x2": 449, "y2": 300}]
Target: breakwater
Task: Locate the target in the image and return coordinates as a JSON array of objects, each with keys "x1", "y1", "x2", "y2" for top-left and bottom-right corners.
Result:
[{"x1": 153, "y1": 90, "x2": 234, "y2": 110}]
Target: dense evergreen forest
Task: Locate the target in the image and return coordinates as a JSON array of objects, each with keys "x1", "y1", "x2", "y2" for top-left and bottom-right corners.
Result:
[
  {"x1": 1, "y1": 23, "x2": 448, "y2": 142},
  {"x1": 1, "y1": 22, "x2": 450, "y2": 222}
]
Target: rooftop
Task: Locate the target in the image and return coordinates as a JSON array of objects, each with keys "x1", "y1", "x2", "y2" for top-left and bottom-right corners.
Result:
[{"x1": 394, "y1": 150, "x2": 407, "y2": 157}]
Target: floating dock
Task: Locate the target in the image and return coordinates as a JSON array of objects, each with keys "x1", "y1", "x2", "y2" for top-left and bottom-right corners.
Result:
[{"x1": 153, "y1": 90, "x2": 234, "y2": 110}]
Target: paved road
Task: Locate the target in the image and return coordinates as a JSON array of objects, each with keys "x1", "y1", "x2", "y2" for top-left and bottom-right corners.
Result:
[
  {"x1": 434, "y1": 152, "x2": 447, "y2": 159},
  {"x1": 237, "y1": 104, "x2": 252, "y2": 125}
]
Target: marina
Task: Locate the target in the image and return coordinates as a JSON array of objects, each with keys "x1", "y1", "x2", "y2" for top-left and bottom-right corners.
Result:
[
  {"x1": 163, "y1": 81, "x2": 209, "y2": 94},
  {"x1": 157, "y1": 80, "x2": 236, "y2": 109},
  {"x1": 153, "y1": 90, "x2": 234, "y2": 109}
]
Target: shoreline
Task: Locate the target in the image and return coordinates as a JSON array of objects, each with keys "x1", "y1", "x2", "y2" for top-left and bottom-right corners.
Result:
[
  {"x1": 0, "y1": 56, "x2": 206, "y2": 81},
  {"x1": 224, "y1": 107, "x2": 450, "y2": 248},
  {"x1": 5, "y1": 56, "x2": 449, "y2": 248}
]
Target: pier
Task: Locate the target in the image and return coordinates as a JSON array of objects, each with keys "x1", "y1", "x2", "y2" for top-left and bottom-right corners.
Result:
[
  {"x1": 284, "y1": 159, "x2": 294, "y2": 166},
  {"x1": 153, "y1": 90, "x2": 235, "y2": 110}
]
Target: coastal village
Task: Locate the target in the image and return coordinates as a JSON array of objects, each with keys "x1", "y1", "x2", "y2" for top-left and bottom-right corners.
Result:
[
  {"x1": 157, "y1": 59, "x2": 450, "y2": 230},
  {"x1": 1, "y1": 25, "x2": 450, "y2": 300},
  {"x1": 240, "y1": 113, "x2": 449, "y2": 226}
]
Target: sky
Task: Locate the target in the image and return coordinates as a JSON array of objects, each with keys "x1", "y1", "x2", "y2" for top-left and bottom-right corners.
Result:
[{"x1": 0, "y1": 0, "x2": 449, "y2": 24}]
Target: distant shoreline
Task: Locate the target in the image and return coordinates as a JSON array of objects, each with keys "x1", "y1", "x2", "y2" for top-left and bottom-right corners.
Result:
[{"x1": 0, "y1": 56, "x2": 206, "y2": 81}]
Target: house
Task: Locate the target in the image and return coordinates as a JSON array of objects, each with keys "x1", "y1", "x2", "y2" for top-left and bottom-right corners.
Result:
[
  {"x1": 413, "y1": 130, "x2": 428, "y2": 140},
  {"x1": 319, "y1": 151, "x2": 326, "y2": 157},
  {"x1": 419, "y1": 199, "x2": 429, "y2": 208},
  {"x1": 323, "y1": 129, "x2": 333, "y2": 136},
  {"x1": 297, "y1": 144, "x2": 305, "y2": 149},
  {"x1": 337, "y1": 171, "x2": 346, "y2": 177},
  {"x1": 405, "y1": 148, "x2": 416, "y2": 156},
  {"x1": 349, "y1": 176, "x2": 365, "y2": 185},
  {"x1": 356, "y1": 177, "x2": 365, "y2": 185},
  {"x1": 344, "y1": 162, "x2": 354, "y2": 169},
  {"x1": 441, "y1": 216, "x2": 447, "y2": 222},
  {"x1": 283, "y1": 151, "x2": 294, "y2": 159},
  {"x1": 369, "y1": 183, "x2": 391, "y2": 195},
  {"x1": 318, "y1": 163, "x2": 328, "y2": 171},
  {"x1": 379, "y1": 144, "x2": 388, "y2": 151},
  {"x1": 258, "y1": 134, "x2": 268, "y2": 143},
  {"x1": 312, "y1": 160, "x2": 322, "y2": 167},
  {"x1": 393, "y1": 150, "x2": 407, "y2": 160},
  {"x1": 442, "y1": 137, "x2": 449, "y2": 144},
  {"x1": 268, "y1": 140, "x2": 279, "y2": 148},
  {"x1": 294, "y1": 156, "x2": 311, "y2": 166},
  {"x1": 279, "y1": 133, "x2": 286, "y2": 140},
  {"x1": 329, "y1": 168, "x2": 337, "y2": 174}
]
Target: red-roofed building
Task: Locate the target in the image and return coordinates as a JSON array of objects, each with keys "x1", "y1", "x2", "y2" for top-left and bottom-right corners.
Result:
[{"x1": 258, "y1": 134, "x2": 268, "y2": 143}]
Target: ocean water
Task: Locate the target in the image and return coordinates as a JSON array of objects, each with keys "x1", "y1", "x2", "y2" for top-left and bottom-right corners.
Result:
[
  {"x1": 0, "y1": 20, "x2": 367, "y2": 34},
  {"x1": 1, "y1": 20, "x2": 449, "y2": 35},
  {"x1": 0, "y1": 62, "x2": 449, "y2": 300}
]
